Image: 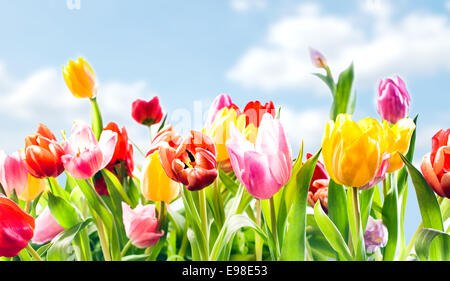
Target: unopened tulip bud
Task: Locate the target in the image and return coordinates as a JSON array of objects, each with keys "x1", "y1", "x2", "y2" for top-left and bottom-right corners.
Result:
[
  {"x1": 377, "y1": 76, "x2": 411, "y2": 124},
  {"x1": 131, "y1": 97, "x2": 163, "y2": 126},
  {"x1": 122, "y1": 202, "x2": 164, "y2": 248},
  {"x1": 63, "y1": 57, "x2": 98, "y2": 99},
  {"x1": 309, "y1": 47, "x2": 328, "y2": 69}
]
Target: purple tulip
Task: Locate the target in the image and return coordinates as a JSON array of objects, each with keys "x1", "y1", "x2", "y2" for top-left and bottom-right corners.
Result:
[
  {"x1": 377, "y1": 76, "x2": 411, "y2": 124},
  {"x1": 226, "y1": 114, "x2": 292, "y2": 199},
  {"x1": 364, "y1": 217, "x2": 388, "y2": 253},
  {"x1": 309, "y1": 47, "x2": 328, "y2": 69}
]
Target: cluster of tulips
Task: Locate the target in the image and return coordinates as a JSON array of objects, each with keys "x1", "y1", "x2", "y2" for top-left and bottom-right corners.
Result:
[{"x1": 0, "y1": 49, "x2": 449, "y2": 262}]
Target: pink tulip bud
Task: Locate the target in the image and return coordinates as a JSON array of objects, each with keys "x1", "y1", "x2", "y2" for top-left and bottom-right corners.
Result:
[
  {"x1": 364, "y1": 217, "x2": 388, "y2": 253},
  {"x1": 377, "y1": 76, "x2": 411, "y2": 124},
  {"x1": 309, "y1": 47, "x2": 328, "y2": 69},
  {"x1": 122, "y1": 202, "x2": 164, "y2": 248},
  {"x1": 32, "y1": 207, "x2": 64, "y2": 244},
  {"x1": 0, "y1": 150, "x2": 28, "y2": 196}
]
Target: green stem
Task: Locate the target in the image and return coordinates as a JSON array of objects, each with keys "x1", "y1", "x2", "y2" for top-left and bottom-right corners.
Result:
[
  {"x1": 90, "y1": 97, "x2": 103, "y2": 141},
  {"x1": 25, "y1": 244, "x2": 43, "y2": 261},
  {"x1": 269, "y1": 197, "x2": 279, "y2": 259},
  {"x1": 255, "y1": 199, "x2": 262, "y2": 261},
  {"x1": 350, "y1": 187, "x2": 365, "y2": 261},
  {"x1": 121, "y1": 240, "x2": 133, "y2": 258},
  {"x1": 157, "y1": 201, "x2": 167, "y2": 232},
  {"x1": 213, "y1": 179, "x2": 224, "y2": 228},
  {"x1": 94, "y1": 214, "x2": 111, "y2": 261},
  {"x1": 199, "y1": 188, "x2": 209, "y2": 260},
  {"x1": 177, "y1": 220, "x2": 189, "y2": 260}
]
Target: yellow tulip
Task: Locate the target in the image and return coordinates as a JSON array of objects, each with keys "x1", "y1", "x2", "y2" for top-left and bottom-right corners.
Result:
[
  {"x1": 203, "y1": 107, "x2": 257, "y2": 163},
  {"x1": 322, "y1": 114, "x2": 385, "y2": 188},
  {"x1": 383, "y1": 118, "x2": 416, "y2": 173},
  {"x1": 63, "y1": 57, "x2": 98, "y2": 99},
  {"x1": 19, "y1": 174, "x2": 46, "y2": 202},
  {"x1": 141, "y1": 151, "x2": 180, "y2": 204}
]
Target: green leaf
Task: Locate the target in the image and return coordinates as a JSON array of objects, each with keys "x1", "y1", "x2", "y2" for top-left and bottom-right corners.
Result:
[
  {"x1": 415, "y1": 228, "x2": 450, "y2": 261},
  {"x1": 313, "y1": 72, "x2": 335, "y2": 96},
  {"x1": 47, "y1": 192, "x2": 81, "y2": 229},
  {"x1": 47, "y1": 219, "x2": 93, "y2": 261},
  {"x1": 122, "y1": 254, "x2": 151, "y2": 261},
  {"x1": 382, "y1": 174, "x2": 399, "y2": 261},
  {"x1": 347, "y1": 187, "x2": 366, "y2": 261},
  {"x1": 327, "y1": 180, "x2": 348, "y2": 244},
  {"x1": 400, "y1": 154, "x2": 444, "y2": 231},
  {"x1": 313, "y1": 201, "x2": 353, "y2": 261},
  {"x1": 280, "y1": 149, "x2": 320, "y2": 261},
  {"x1": 400, "y1": 154, "x2": 445, "y2": 260},
  {"x1": 90, "y1": 97, "x2": 103, "y2": 140},
  {"x1": 330, "y1": 63, "x2": 354, "y2": 120},
  {"x1": 101, "y1": 169, "x2": 132, "y2": 205}
]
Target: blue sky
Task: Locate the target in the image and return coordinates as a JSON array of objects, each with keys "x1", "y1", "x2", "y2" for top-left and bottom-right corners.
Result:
[{"x1": 1, "y1": 0, "x2": 450, "y2": 240}]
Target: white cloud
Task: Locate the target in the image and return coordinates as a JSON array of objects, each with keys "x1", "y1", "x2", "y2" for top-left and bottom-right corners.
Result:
[
  {"x1": 0, "y1": 62, "x2": 157, "y2": 164},
  {"x1": 279, "y1": 106, "x2": 329, "y2": 156},
  {"x1": 230, "y1": 0, "x2": 266, "y2": 12},
  {"x1": 228, "y1": 2, "x2": 450, "y2": 92}
]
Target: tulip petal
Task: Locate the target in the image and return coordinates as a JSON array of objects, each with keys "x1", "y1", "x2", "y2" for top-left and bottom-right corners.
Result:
[{"x1": 98, "y1": 130, "x2": 118, "y2": 169}]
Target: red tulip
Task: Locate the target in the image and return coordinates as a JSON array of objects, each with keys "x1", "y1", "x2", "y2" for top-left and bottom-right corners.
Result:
[
  {"x1": 24, "y1": 123, "x2": 65, "y2": 179},
  {"x1": 306, "y1": 153, "x2": 330, "y2": 212},
  {"x1": 421, "y1": 129, "x2": 450, "y2": 198},
  {"x1": 159, "y1": 130, "x2": 218, "y2": 191},
  {"x1": 131, "y1": 97, "x2": 163, "y2": 126},
  {"x1": 146, "y1": 126, "x2": 183, "y2": 157},
  {"x1": 0, "y1": 196, "x2": 35, "y2": 257},
  {"x1": 243, "y1": 101, "x2": 276, "y2": 127}
]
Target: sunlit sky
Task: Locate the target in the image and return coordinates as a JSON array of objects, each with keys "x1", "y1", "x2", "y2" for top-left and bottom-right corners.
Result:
[{"x1": 1, "y1": 0, "x2": 450, "y2": 239}]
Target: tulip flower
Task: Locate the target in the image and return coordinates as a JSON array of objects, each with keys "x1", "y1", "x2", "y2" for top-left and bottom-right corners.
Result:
[
  {"x1": 309, "y1": 47, "x2": 328, "y2": 69},
  {"x1": 205, "y1": 94, "x2": 240, "y2": 128},
  {"x1": 306, "y1": 154, "x2": 330, "y2": 211},
  {"x1": 147, "y1": 126, "x2": 183, "y2": 157},
  {"x1": 383, "y1": 118, "x2": 416, "y2": 173},
  {"x1": 122, "y1": 202, "x2": 164, "y2": 248},
  {"x1": 364, "y1": 217, "x2": 388, "y2": 253},
  {"x1": 322, "y1": 114, "x2": 385, "y2": 188},
  {"x1": 159, "y1": 131, "x2": 218, "y2": 191},
  {"x1": 93, "y1": 122, "x2": 134, "y2": 195},
  {"x1": 421, "y1": 129, "x2": 450, "y2": 198},
  {"x1": 131, "y1": 97, "x2": 163, "y2": 126},
  {"x1": 226, "y1": 114, "x2": 292, "y2": 199},
  {"x1": 61, "y1": 123, "x2": 117, "y2": 180},
  {"x1": 63, "y1": 57, "x2": 98, "y2": 99},
  {"x1": 0, "y1": 150, "x2": 28, "y2": 196},
  {"x1": 24, "y1": 123, "x2": 65, "y2": 179},
  {"x1": 377, "y1": 76, "x2": 411, "y2": 125},
  {"x1": 243, "y1": 100, "x2": 276, "y2": 128},
  {"x1": 32, "y1": 207, "x2": 64, "y2": 245},
  {"x1": 141, "y1": 151, "x2": 180, "y2": 204},
  {"x1": 0, "y1": 195, "x2": 34, "y2": 257},
  {"x1": 361, "y1": 153, "x2": 390, "y2": 190},
  {"x1": 204, "y1": 107, "x2": 257, "y2": 163}
]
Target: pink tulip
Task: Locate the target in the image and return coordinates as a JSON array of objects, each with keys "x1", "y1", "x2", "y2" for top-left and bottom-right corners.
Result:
[
  {"x1": 226, "y1": 114, "x2": 292, "y2": 199},
  {"x1": 32, "y1": 207, "x2": 64, "y2": 244},
  {"x1": 61, "y1": 123, "x2": 117, "y2": 180},
  {"x1": 0, "y1": 150, "x2": 28, "y2": 196},
  {"x1": 122, "y1": 202, "x2": 164, "y2": 248},
  {"x1": 377, "y1": 76, "x2": 411, "y2": 124},
  {"x1": 206, "y1": 94, "x2": 237, "y2": 128}
]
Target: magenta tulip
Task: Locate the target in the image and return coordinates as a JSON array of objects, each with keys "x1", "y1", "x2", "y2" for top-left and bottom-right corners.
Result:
[
  {"x1": 61, "y1": 123, "x2": 117, "y2": 180},
  {"x1": 32, "y1": 207, "x2": 64, "y2": 244},
  {"x1": 377, "y1": 76, "x2": 411, "y2": 124},
  {"x1": 226, "y1": 114, "x2": 292, "y2": 199},
  {"x1": 0, "y1": 150, "x2": 28, "y2": 196},
  {"x1": 122, "y1": 202, "x2": 164, "y2": 248}
]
